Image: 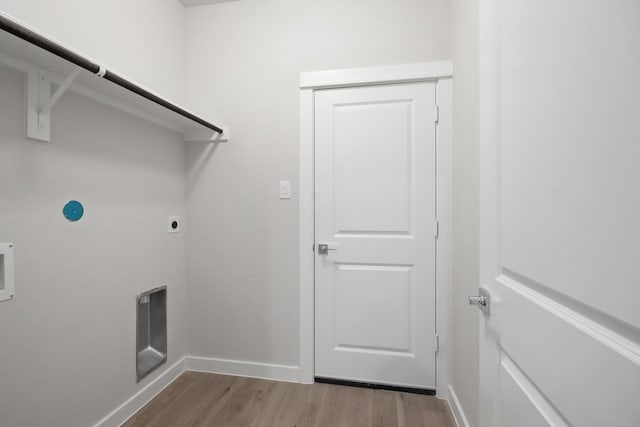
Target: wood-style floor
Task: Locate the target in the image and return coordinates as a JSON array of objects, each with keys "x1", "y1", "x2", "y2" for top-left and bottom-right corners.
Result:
[{"x1": 123, "y1": 372, "x2": 455, "y2": 427}]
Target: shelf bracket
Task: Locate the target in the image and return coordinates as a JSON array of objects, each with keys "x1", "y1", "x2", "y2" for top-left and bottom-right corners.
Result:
[
  {"x1": 40, "y1": 66, "x2": 81, "y2": 116},
  {"x1": 184, "y1": 125, "x2": 230, "y2": 143},
  {"x1": 27, "y1": 66, "x2": 81, "y2": 142}
]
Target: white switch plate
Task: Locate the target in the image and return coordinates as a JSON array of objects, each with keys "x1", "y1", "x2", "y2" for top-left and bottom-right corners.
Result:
[
  {"x1": 168, "y1": 216, "x2": 180, "y2": 233},
  {"x1": 279, "y1": 180, "x2": 291, "y2": 199}
]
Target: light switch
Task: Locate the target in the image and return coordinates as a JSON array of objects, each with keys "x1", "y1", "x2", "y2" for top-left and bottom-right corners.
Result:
[{"x1": 279, "y1": 180, "x2": 291, "y2": 199}]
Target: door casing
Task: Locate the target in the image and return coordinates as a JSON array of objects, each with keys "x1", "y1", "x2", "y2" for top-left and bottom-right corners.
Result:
[{"x1": 298, "y1": 62, "x2": 453, "y2": 397}]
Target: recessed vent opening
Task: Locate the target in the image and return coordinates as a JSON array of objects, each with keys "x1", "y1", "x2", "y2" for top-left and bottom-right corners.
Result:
[{"x1": 136, "y1": 286, "x2": 167, "y2": 382}]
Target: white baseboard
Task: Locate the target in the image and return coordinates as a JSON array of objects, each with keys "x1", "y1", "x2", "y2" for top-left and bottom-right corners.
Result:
[
  {"x1": 93, "y1": 356, "x2": 186, "y2": 427},
  {"x1": 447, "y1": 384, "x2": 471, "y2": 427},
  {"x1": 186, "y1": 355, "x2": 300, "y2": 383},
  {"x1": 92, "y1": 355, "x2": 301, "y2": 427}
]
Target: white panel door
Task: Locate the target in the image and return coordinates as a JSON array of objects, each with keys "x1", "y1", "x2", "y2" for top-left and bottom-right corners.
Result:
[
  {"x1": 478, "y1": 0, "x2": 640, "y2": 425},
  {"x1": 314, "y1": 82, "x2": 437, "y2": 389}
]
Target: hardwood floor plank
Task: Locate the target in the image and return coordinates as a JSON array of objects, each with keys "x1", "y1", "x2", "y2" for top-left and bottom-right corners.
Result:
[
  {"x1": 122, "y1": 372, "x2": 205, "y2": 427},
  {"x1": 256, "y1": 382, "x2": 326, "y2": 427},
  {"x1": 396, "y1": 391, "x2": 455, "y2": 427},
  {"x1": 342, "y1": 386, "x2": 374, "y2": 427},
  {"x1": 176, "y1": 373, "x2": 238, "y2": 426},
  {"x1": 371, "y1": 389, "x2": 399, "y2": 427},
  {"x1": 312, "y1": 383, "x2": 352, "y2": 427},
  {"x1": 201, "y1": 377, "x2": 274, "y2": 426},
  {"x1": 123, "y1": 372, "x2": 455, "y2": 427}
]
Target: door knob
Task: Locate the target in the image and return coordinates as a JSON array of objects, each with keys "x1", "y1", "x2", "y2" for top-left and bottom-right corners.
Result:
[
  {"x1": 317, "y1": 243, "x2": 338, "y2": 255},
  {"x1": 468, "y1": 288, "x2": 490, "y2": 315}
]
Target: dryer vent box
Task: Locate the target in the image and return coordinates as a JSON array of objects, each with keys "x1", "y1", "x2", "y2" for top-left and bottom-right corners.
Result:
[{"x1": 136, "y1": 286, "x2": 167, "y2": 382}]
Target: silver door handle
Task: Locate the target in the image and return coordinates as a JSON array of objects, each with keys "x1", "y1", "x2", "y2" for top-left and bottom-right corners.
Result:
[
  {"x1": 468, "y1": 288, "x2": 490, "y2": 315},
  {"x1": 317, "y1": 243, "x2": 338, "y2": 255}
]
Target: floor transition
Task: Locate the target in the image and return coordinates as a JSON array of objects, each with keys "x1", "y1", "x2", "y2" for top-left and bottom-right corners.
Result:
[{"x1": 123, "y1": 372, "x2": 456, "y2": 426}]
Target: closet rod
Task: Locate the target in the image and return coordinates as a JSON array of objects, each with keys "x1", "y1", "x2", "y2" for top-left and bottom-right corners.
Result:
[{"x1": 0, "y1": 14, "x2": 223, "y2": 134}]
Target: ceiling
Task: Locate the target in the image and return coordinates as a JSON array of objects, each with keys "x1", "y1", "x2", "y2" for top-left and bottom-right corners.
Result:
[{"x1": 180, "y1": 0, "x2": 242, "y2": 7}]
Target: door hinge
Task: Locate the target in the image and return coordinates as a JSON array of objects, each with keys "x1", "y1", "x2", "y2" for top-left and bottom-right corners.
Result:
[
  {"x1": 435, "y1": 334, "x2": 440, "y2": 353},
  {"x1": 434, "y1": 104, "x2": 440, "y2": 123},
  {"x1": 435, "y1": 220, "x2": 440, "y2": 238}
]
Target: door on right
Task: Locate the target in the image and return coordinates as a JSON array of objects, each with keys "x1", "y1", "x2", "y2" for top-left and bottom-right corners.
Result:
[{"x1": 478, "y1": 0, "x2": 640, "y2": 426}]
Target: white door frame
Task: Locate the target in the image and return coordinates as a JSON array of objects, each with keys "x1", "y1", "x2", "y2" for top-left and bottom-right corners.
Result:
[{"x1": 298, "y1": 61, "x2": 453, "y2": 397}]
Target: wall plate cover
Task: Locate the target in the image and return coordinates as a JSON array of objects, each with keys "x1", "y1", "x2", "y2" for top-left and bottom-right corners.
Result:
[
  {"x1": 280, "y1": 180, "x2": 291, "y2": 199},
  {"x1": 168, "y1": 216, "x2": 180, "y2": 233}
]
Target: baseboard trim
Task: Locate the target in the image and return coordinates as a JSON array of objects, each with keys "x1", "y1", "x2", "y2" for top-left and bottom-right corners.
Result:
[
  {"x1": 447, "y1": 384, "x2": 471, "y2": 427},
  {"x1": 186, "y1": 355, "x2": 300, "y2": 383},
  {"x1": 93, "y1": 356, "x2": 186, "y2": 427}
]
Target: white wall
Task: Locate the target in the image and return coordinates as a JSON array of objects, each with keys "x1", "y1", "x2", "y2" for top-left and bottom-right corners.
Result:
[
  {"x1": 0, "y1": 65, "x2": 187, "y2": 427},
  {"x1": 0, "y1": 2, "x2": 189, "y2": 426},
  {"x1": 184, "y1": 0, "x2": 451, "y2": 367},
  {"x1": 0, "y1": 1, "x2": 460, "y2": 423},
  {"x1": 451, "y1": 0, "x2": 479, "y2": 424},
  {"x1": 0, "y1": 0, "x2": 186, "y2": 103}
]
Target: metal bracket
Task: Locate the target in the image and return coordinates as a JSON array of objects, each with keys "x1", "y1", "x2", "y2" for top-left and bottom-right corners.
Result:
[{"x1": 27, "y1": 67, "x2": 81, "y2": 142}]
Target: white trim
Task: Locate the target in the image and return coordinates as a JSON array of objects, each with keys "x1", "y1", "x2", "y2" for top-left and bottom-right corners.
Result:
[
  {"x1": 298, "y1": 88, "x2": 315, "y2": 384},
  {"x1": 298, "y1": 61, "x2": 454, "y2": 389},
  {"x1": 93, "y1": 355, "x2": 300, "y2": 427},
  {"x1": 500, "y1": 353, "x2": 568, "y2": 427},
  {"x1": 185, "y1": 125, "x2": 231, "y2": 143},
  {"x1": 498, "y1": 274, "x2": 640, "y2": 365},
  {"x1": 435, "y1": 78, "x2": 453, "y2": 398},
  {"x1": 448, "y1": 384, "x2": 471, "y2": 427},
  {"x1": 300, "y1": 61, "x2": 452, "y2": 89},
  {"x1": 186, "y1": 356, "x2": 300, "y2": 383},
  {"x1": 93, "y1": 356, "x2": 186, "y2": 427}
]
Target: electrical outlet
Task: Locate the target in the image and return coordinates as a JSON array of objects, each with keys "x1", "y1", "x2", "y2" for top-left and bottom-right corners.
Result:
[{"x1": 168, "y1": 216, "x2": 180, "y2": 233}]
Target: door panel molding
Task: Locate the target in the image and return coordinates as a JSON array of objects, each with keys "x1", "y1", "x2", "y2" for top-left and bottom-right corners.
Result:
[
  {"x1": 299, "y1": 62, "x2": 452, "y2": 398},
  {"x1": 497, "y1": 275, "x2": 640, "y2": 366},
  {"x1": 499, "y1": 352, "x2": 569, "y2": 427},
  {"x1": 490, "y1": 275, "x2": 640, "y2": 425}
]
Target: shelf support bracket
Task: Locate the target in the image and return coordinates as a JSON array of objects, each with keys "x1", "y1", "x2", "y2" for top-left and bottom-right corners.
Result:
[
  {"x1": 27, "y1": 66, "x2": 81, "y2": 142},
  {"x1": 184, "y1": 126, "x2": 230, "y2": 143},
  {"x1": 40, "y1": 66, "x2": 81, "y2": 116}
]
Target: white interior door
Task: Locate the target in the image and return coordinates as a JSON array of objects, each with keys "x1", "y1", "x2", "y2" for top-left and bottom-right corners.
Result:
[
  {"x1": 314, "y1": 82, "x2": 437, "y2": 389},
  {"x1": 478, "y1": 0, "x2": 640, "y2": 425}
]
